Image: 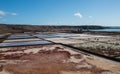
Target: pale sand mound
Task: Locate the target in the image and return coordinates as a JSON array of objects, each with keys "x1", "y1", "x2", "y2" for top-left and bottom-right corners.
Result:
[
  {"x1": 60, "y1": 71, "x2": 93, "y2": 74},
  {"x1": 85, "y1": 56, "x2": 120, "y2": 74},
  {"x1": 0, "y1": 70, "x2": 10, "y2": 74},
  {"x1": 60, "y1": 71, "x2": 116, "y2": 74}
]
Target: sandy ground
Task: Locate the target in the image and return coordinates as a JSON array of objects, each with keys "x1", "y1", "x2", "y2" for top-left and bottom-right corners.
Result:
[
  {"x1": 45, "y1": 34, "x2": 120, "y2": 46},
  {"x1": 0, "y1": 33, "x2": 120, "y2": 74},
  {"x1": 46, "y1": 38, "x2": 89, "y2": 44},
  {"x1": 86, "y1": 56, "x2": 120, "y2": 74},
  {"x1": 0, "y1": 44, "x2": 120, "y2": 74},
  {"x1": 45, "y1": 33, "x2": 120, "y2": 60}
]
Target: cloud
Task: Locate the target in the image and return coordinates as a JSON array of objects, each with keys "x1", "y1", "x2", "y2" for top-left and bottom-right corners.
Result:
[
  {"x1": 74, "y1": 12, "x2": 82, "y2": 18},
  {"x1": 0, "y1": 10, "x2": 18, "y2": 16},
  {"x1": 11, "y1": 13, "x2": 17, "y2": 15},
  {"x1": 0, "y1": 10, "x2": 17, "y2": 22},
  {"x1": 0, "y1": 10, "x2": 6, "y2": 16},
  {"x1": 89, "y1": 16, "x2": 92, "y2": 18}
]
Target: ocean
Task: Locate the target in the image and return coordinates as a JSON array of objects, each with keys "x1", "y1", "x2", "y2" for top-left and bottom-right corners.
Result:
[
  {"x1": 91, "y1": 28, "x2": 120, "y2": 32},
  {"x1": 90, "y1": 26, "x2": 120, "y2": 32}
]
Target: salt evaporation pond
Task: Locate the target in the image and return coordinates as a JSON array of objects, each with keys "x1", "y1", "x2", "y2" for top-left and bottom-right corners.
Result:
[
  {"x1": 0, "y1": 34, "x2": 5, "y2": 38},
  {"x1": 0, "y1": 41, "x2": 52, "y2": 47},
  {"x1": 8, "y1": 34, "x2": 35, "y2": 39},
  {"x1": 52, "y1": 33, "x2": 77, "y2": 37},
  {"x1": 34, "y1": 34, "x2": 59, "y2": 38},
  {"x1": 35, "y1": 33, "x2": 77, "y2": 38}
]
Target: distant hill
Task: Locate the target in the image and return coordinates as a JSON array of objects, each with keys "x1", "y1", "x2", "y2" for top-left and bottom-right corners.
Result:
[{"x1": 0, "y1": 24, "x2": 104, "y2": 33}]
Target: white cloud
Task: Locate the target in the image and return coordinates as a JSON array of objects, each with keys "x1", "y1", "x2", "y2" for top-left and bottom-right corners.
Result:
[
  {"x1": 0, "y1": 10, "x2": 18, "y2": 16},
  {"x1": 11, "y1": 13, "x2": 17, "y2": 15},
  {"x1": 0, "y1": 10, "x2": 6, "y2": 16},
  {"x1": 0, "y1": 10, "x2": 17, "y2": 22},
  {"x1": 74, "y1": 12, "x2": 82, "y2": 18},
  {"x1": 89, "y1": 16, "x2": 92, "y2": 18}
]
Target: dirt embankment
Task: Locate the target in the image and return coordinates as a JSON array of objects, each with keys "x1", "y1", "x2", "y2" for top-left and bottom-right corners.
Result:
[{"x1": 0, "y1": 44, "x2": 120, "y2": 74}]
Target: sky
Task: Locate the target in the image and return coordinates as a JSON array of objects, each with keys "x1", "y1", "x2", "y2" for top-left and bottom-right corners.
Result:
[{"x1": 0, "y1": 0, "x2": 120, "y2": 26}]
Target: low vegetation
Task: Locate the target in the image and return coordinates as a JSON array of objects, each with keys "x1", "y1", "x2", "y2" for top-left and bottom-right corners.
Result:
[{"x1": 0, "y1": 24, "x2": 104, "y2": 33}]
